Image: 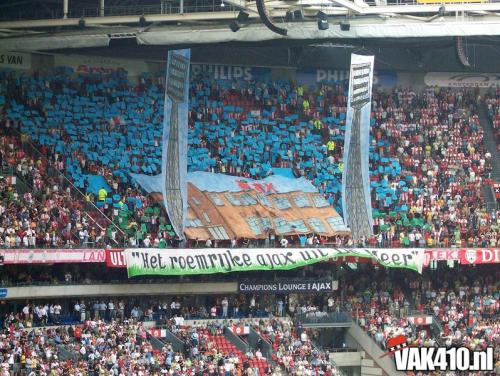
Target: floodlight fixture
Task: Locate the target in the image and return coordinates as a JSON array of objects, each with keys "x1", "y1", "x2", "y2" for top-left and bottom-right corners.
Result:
[
  {"x1": 229, "y1": 11, "x2": 250, "y2": 32},
  {"x1": 317, "y1": 11, "x2": 329, "y2": 30},
  {"x1": 340, "y1": 21, "x2": 350, "y2": 31}
]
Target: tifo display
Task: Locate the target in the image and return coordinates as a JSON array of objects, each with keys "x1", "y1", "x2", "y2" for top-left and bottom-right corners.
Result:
[
  {"x1": 0, "y1": 42, "x2": 499, "y2": 375},
  {"x1": 0, "y1": 66, "x2": 497, "y2": 249}
]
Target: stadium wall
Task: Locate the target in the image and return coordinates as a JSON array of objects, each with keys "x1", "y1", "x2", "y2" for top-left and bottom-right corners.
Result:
[
  {"x1": 329, "y1": 352, "x2": 362, "y2": 367},
  {"x1": 1, "y1": 50, "x2": 430, "y2": 88},
  {"x1": 2, "y1": 282, "x2": 238, "y2": 300},
  {"x1": 7, "y1": 51, "x2": 499, "y2": 90}
]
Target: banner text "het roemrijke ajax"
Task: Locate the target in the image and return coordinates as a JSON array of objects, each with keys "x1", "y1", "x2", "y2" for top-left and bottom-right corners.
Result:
[{"x1": 125, "y1": 248, "x2": 424, "y2": 277}]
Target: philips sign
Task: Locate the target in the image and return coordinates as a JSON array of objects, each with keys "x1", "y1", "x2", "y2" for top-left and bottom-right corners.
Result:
[{"x1": 190, "y1": 64, "x2": 271, "y2": 81}]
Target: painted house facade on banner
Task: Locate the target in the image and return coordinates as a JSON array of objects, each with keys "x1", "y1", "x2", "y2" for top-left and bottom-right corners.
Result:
[{"x1": 184, "y1": 172, "x2": 350, "y2": 241}]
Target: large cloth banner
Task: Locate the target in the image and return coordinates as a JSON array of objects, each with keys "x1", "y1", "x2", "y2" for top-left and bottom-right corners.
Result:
[
  {"x1": 424, "y1": 248, "x2": 500, "y2": 266},
  {"x1": 162, "y1": 49, "x2": 190, "y2": 239},
  {"x1": 105, "y1": 249, "x2": 127, "y2": 268},
  {"x1": 342, "y1": 54, "x2": 374, "y2": 240},
  {"x1": 184, "y1": 172, "x2": 349, "y2": 240},
  {"x1": 0, "y1": 249, "x2": 105, "y2": 264},
  {"x1": 125, "y1": 247, "x2": 425, "y2": 277},
  {"x1": 130, "y1": 171, "x2": 350, "y2": 240}
]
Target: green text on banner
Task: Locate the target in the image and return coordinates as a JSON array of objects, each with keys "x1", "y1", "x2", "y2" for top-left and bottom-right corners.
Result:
[{"x1": 125, "y1": 248, "x2": 425, "y2": 277}]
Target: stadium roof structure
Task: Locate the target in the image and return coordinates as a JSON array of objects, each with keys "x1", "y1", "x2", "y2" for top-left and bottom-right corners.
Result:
[{"x1": 1, "y1": 0, "x2": 500, "y2": 50}]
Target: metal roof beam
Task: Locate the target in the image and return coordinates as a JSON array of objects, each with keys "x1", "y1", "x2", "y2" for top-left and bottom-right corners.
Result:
[
  {"x1": 0, "y1": 12, "x2": 243, "y2": 29},
  {"x1": 1, "y1": 3, "x2": 500, "y2": 29},
  {"x1": 223, "y1": 0, "x2": 260, "y2": 14},
  {"x1": 328, "y1": 0, "x2": 364, "y2": 13},
  {"x1": 360, "y1": 3, "x2": 500, "y2": 14}
]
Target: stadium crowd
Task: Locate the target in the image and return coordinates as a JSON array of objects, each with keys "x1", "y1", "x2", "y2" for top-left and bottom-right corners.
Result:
[
  {"x1": 323, "y1": 265, "x2": 498, "y2": 359},
  {"x1": 0, "y1": 134, "x2": 95, "y2": 249},
  {"x1": 3, "y1": 266, "x2": 498, "y2": 342},
  {"x1": 252, "y1": 318, "x2": 335, "y2": 375},
  {"x1": 1, "y1": 265, "x2": 498, "y2": 374},
  {"x1": 0, "y1": 68, "x2": 499, "y2": 248},
  {"x1": 0, "y1": 66, "x2": 499, "y2": 373},
  {"x1": 0, "y1": 318, "x2": 208, "y2": 375},
  {"x1": 1, "y1": 311, "x2": 342, "y2": 375}
]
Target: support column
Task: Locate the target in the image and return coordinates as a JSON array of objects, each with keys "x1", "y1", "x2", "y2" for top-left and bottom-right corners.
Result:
[
  {"x1": 99, "y1": 0, "x2": 105, "y2": 17},
  {"x1": 63, "y1": 0, "x2": 69, "y2": 19},
  {"x1": 180, "y1": 0, "x2": 184, "y2": 14}
]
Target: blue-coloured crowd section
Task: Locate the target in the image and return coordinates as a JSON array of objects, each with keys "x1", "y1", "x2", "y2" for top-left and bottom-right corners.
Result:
[{"x1": 0, "y1": 65, "x2": 490, "y2": 246}]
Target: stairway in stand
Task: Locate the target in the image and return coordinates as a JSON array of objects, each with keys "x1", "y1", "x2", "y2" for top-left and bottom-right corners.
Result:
[
  {"x1": 199, "y1": 328, "x2": 271, "y2": 375},
  {"x1": 478, "y1": 104, "x2": 500, "y2": 212}
]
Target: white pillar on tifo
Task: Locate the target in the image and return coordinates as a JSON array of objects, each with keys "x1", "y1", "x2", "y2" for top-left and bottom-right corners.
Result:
[
  {"x1": 99, "y1": 0, "x2": 105, "y2": 17},
  {"x1": 63, "y1": 0, "x2": 69, "y2": 19}
]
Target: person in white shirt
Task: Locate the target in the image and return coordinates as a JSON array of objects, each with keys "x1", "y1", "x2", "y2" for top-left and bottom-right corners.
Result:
[
  {"x1": 118, "y1": 301, "x2": 125, "y2": 321},
  {"x1": 300, "y1": 331, "x2": 308, "y2": 343},
  {"x1": 250, "y1": 296, "x2": 256, "y2": 315},
  {"x1": 255, "y1": 350, "x2": 263, "y2": 360},
  {"x1": 408, "y1": 232, "x2": 415, "y2": 247},
  {"x1": 79, "y1": 302, "x2": 86, "y2": 322},
  {"x1": 54, "y1": 304, "x2": 61, "y2": 324},
  {"x1": 49, "y1": 305, "x2": 55, "y2": 324},
  {"x1": 415, "y1": 232, "x2": 423, "y2": 244},
  {"x1": 79, "y1": 229, "x2": 87, "y2": 246},
  {"x1": 28, "y1": 229, "x2": 36, "y2": 247},
  {"x1": 108, "y1": 301, "x2": 116, "y2": 320},
  {"x1": 307, "y1": 235, "x2": 314, "y2": 246},
  {"x1": 22, "y1": 305, "x2": 30, "y2": 320},
  {"x1": 74, "y1": 302, "x2": 81, "y2": 321},
  {"x1": 276, "y1": 299, "x2": 284, "y2": 316},
  {"x1": 36, "y1": 305, "x2": 47, "y2": 325},
  {"x1": 221, "y1": 297, "x2": 229, "y2": 318}
]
